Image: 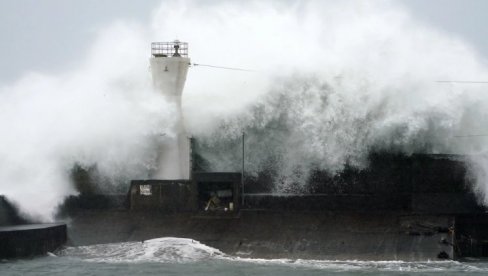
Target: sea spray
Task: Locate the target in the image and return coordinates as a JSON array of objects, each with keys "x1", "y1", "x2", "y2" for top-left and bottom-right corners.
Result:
[
  {"x1": 2, "y1": 0, "x2": 488, "y2": 220},
  {"x1": 0, "y1": 23, "x2": 175, "y2": 221},
  {"x1": 166, "y1": 0, "x2": 488, "y2": 192}
]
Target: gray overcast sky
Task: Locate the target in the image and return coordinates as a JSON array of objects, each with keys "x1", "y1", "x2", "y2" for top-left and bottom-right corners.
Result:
[
  {"x1": 0, "y1": 0, "x2": 161, "y2": 83},
  {"x1": 1, "y1": 0, "x2": 488, "y2": 83}
]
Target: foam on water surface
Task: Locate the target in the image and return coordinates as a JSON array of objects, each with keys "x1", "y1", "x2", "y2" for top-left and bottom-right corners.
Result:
[
  {"x1": 58, "y1": 237, "x2": 488, "y2": 273},
  {"x1": 60, "y1": 237, "x2": 225, "y2": 263}
]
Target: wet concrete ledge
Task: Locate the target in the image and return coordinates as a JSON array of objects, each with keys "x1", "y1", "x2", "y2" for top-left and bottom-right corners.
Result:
[
  {"x1": 66, "y1": 210, "x2": 454, "y2": 261},
  {"x1": 0, "y1": 223, "x2": 67, "y2": 259}
]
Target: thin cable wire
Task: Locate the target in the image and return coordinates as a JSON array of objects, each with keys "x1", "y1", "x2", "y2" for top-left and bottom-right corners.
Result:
[
  {"x1": 436, "y1": 81, "x2": 488, "y2": 84},
  {"x1": 453, "y1": 134, "x2": 488, "y2": 138},
  {"x1": 192, "y1": 63, "x2": 256, "y2": 72}
]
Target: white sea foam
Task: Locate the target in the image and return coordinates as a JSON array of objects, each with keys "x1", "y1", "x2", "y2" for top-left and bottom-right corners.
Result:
[
  {"x1": 60, "y1": 237, "x2": 225, "y2": 263},
  {"x1": 59, "y1": 237, "x2": 488, "y2": 272},
  {"x1": 153, "y1": 0, "x2": 488, "y2": 195},
  {"x1": 236, "y1": 258, "x2": 488, "y2": 272}
]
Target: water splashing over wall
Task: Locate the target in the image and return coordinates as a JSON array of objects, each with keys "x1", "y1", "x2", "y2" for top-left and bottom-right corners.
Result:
[{"x1": 2, "y1": 0, "x2": 488, "y2": 220}]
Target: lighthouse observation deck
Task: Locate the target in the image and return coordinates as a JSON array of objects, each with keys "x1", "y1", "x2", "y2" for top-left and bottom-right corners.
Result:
[{"x1": 151, "y1": 41, "x2": 188, "y2": 57}]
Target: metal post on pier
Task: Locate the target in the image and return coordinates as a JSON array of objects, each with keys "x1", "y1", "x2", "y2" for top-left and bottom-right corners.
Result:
[{"x1": 241, "y1": 132, "x2": 245, "y2": 207}]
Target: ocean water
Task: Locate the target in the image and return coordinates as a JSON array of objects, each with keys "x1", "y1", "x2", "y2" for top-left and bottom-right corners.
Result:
[{"x1": 2, "y1": 238, "x2": 488, "y2": 276}]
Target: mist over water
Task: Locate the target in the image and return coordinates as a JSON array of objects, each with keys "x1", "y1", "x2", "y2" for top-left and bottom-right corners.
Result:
[{"x1": 2, "y1": 0, "x2": 488, "y2": 220}]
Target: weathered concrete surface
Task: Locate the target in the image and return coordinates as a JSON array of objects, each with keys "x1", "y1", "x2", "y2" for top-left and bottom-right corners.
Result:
[
  {"x1": 0, "y1": 152, "x2": 472, "y2": 261},
  {"x1": 0, "y1": 223, "x2": 67, "y2": 258},
  {"x1": 455, "y1": 214, "x2": 488, "y2": 258},
  {"x1": 66, "y1": 210, "x2": 453, "y2": 261}
]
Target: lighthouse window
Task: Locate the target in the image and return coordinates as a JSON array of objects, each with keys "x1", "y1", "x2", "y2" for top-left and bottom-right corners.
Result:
[{"x1": 140, "y1": 185, "x2": 152, "y2": 196}]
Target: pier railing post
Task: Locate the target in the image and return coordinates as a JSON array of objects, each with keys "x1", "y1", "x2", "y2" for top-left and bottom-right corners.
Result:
[{"x1": 241, "y1": 132, "x2": 245, "y2": 207}]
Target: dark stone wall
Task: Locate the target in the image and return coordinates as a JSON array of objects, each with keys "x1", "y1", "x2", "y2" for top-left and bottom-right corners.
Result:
[
  {"x1": 455, "y1": 214, "x2": 488, "y2": 258},
  {"x1": 0, "y1": 223, "x2": 67, "y2": 258}
]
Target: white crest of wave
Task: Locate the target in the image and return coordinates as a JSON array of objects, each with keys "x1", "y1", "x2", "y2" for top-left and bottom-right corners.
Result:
[
  {"x1": 60, "y1": 237, "x2": 225, "y2": 263},
  {"x1": 153, "y1": 0, "x2": 488, "y2": 195},
  {"x1": 59, "y1": 237, "x2": 488, "y2": 272}
]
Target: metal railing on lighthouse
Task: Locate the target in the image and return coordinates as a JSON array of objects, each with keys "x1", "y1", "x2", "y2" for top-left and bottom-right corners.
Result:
[{"x1": 151, "y1": 41, "x2": 189, "y2": 57}]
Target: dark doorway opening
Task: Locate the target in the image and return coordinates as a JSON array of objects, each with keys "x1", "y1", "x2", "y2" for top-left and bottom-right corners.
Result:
[{"x1": 198, "y1": 181, "x2": 235, "y2": 212}]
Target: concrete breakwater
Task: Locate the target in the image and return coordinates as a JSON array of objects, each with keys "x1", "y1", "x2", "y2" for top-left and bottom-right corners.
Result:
[
  {"x1": 65, "y1": 209, "x2": 454, "y2": 261},
  {"x1": 0, "y1": 223, "x2": 67, "y2": 258},
  {"x1": 1, "y1": 153, "x2": 486, "y2": 260},
  {"x1": 61, "y1": 153, "x2": 486, "y2": 261}
]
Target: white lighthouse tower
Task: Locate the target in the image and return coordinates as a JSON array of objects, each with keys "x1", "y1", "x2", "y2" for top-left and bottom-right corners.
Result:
[{"x1": 150, "y1": 41, "x2": 191, "y2": 180}]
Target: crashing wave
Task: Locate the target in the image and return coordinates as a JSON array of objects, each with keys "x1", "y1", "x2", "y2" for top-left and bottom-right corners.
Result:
[
  {"x1": 58, "y1": 237, "x2": 488, "y2": 272},
  {"x1": 59, "y1": 237, "x2": 225, "y2": 263}
]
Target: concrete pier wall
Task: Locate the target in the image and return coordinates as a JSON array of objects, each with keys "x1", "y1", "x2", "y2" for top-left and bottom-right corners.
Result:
[
  {"x1": 61, "y1": 153, "x2": 484, "y2": 260},
  {"x1": 0, "y1": 223, "x2": 67, "y2": 258},
  {"x1": 67, "y1": 210, "x2": 453, "y2": 261}
]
